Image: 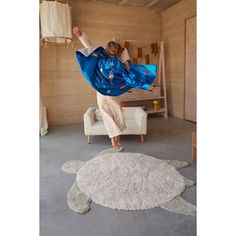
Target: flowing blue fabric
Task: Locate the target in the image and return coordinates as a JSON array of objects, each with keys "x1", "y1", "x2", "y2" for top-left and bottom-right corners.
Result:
[{"x1": 75, "y1": 47, "x2": 157, "y2": 96}]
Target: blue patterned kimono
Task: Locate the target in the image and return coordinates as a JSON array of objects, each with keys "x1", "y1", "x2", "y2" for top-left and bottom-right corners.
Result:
[{"x1": 75, "y1": 47, "x2": 157, "y2": 96}]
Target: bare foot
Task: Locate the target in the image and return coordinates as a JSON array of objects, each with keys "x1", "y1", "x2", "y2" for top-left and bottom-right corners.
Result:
[{"x1": 111, "y1": 137, "x2": 121, "y2": 151}]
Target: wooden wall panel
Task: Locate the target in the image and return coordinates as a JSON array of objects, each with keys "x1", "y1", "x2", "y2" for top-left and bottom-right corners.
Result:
[
  {"x1": 161, "y1": 0, "x2": 196, "y2": 119},
  {"x1": 40, "y1": 0, "x2": 161, "y2": 126},
  {"x1": 184, "y1": 16, "x2": 196, "y2": 122}
]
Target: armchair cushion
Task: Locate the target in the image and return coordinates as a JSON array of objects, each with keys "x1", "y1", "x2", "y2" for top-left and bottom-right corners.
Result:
[{"x1": 84, "y1": 107, "x2": 147, "y2": 136}]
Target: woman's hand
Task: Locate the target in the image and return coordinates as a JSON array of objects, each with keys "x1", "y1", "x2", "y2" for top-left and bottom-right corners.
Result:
[
  {"x1": 124, "y1": 61, "x2": 130, "y2": 70},
  {"x1": 72, "y1": 26, "x2": 82, "y2": 37},
  {"x1": 120, "y1": 60, "x2": 130, "y2": 70}
]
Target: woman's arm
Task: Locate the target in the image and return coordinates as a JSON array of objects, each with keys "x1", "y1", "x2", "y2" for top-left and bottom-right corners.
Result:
[
  {"x1": 119, "y1": 48, "x2": 131, "y2": 70},
  {"x1": 72, "y1": 26, "x2": 93, "y2": 48}
]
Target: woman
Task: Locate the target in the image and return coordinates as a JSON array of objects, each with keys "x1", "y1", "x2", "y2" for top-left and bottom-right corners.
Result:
[{"x1": 72, "y1": 26, "x2": 156, "y2": 151}]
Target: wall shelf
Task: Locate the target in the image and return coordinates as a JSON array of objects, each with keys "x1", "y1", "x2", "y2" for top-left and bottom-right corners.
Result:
[
  {"x1": 119, "y1": 41, "x2": 168, "y2": 118},
  {"x1": 147, "y1": 107, "x2": 166, "y2": 114}
]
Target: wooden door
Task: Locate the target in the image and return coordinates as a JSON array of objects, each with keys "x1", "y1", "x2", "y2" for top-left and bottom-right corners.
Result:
[{"x1": 184, "y1": 16, "x2": 196, "y2": 122}]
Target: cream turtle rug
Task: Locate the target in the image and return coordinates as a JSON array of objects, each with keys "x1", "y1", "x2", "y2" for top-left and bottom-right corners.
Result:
[{"x1": 62, "y1": 149, "x2": 196, "y2": 215}]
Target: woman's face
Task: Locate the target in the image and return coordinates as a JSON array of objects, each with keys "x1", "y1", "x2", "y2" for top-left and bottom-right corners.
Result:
[
  {"x1": 107, "y1": 48, "x2": 117, "y2": 55},
  {"x1": 106, "y1": 41, "x2": 120, "y2": 56}
]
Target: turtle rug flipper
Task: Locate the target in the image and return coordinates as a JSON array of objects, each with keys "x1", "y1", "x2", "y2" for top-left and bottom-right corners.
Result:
[
  {"x1": 67, "y1": 181, "x2": 92, "y2": 214},
  {"x1": 165, "y1": 160, "x2": 189, "y2": 169},
  {"x1": 160, "y1": 196, "x2": 196, "y2": 216},
  {"x1": 61, "y1": 160, "x2": 85, "y2": 174},
  {"x1": 98, "y1": 148, "x2": 117, "y2": 156},
  {"x1": 184, "y1": 177, "x2": 195, "y2": 187}
]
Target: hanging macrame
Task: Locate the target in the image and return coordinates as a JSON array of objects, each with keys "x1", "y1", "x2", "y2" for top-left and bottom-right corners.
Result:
[
  {"x1": 137, "y1": 47, "x2": 142, "y2": 57},
  {"x1": 154, "y1": 42, "x2": 158, "y2": 56},
  {"x1": 150, "y1": 42, "x2": 159, "y2": 55},
  {"x1": 151, "y1": 43, "x2": 155, "y2": 54},
  {"x1": 40, "y1": 0, "x2": 72, "y2": 45},
  {"x1": 145, "y1": 54, "x2": 150, "y2": 64},
  {"x1": 132, "y1": 57, "x2": 138, "y2": 64}
]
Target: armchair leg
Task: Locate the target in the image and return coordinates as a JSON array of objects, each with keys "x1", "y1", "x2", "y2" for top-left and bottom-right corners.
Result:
[
  {"x1": 140, "y1": 135, "x2": 144, "y2": 143},
  {"x1": 87, "y1": 135, "x2": 92, "y2": 144}
]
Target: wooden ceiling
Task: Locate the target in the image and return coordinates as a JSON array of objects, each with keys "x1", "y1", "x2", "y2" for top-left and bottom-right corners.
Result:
[{"x1": 86, "y1": 0, "x2": 181, "y2": 14}]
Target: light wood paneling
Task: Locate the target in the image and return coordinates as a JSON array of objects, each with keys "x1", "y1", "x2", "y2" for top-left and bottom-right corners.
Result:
[
  {"x1": 184, "y1": 16, "x2": 196, "y2": 122},
  {"x1": 40, "y1": 0, "x2": 161, "y2": 125},
  {"x1": 40, "y1": 46, "x2": 56, "y2": 71},
  {"x1": 161, "y1": 0, "x2": 196, "y2": 119}
]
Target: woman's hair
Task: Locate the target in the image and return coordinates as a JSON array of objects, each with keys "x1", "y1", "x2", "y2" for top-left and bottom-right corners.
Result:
[{"x1": 106, "y1": 41, "x2": 123, "y2": 57}]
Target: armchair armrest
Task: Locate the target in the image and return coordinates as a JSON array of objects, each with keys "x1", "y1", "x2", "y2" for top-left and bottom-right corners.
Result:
[
  {"x1": 135, "y1": 108, "x2": 147, "y2": 133},
  {"x1": 84, "y1": 108, "x2": 95, "y2": 135}
]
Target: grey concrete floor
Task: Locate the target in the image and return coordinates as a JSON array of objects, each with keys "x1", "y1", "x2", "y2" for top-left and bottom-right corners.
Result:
[{"x1": 40, "y1": 116, "x2": 196, "y2": 236}]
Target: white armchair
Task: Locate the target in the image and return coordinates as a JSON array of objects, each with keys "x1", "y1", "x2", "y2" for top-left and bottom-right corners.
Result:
[{"x1": 84, "y1": 107, "x2": 147, "y2": 143}]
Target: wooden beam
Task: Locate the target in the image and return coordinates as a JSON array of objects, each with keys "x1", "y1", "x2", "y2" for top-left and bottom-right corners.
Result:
[
  {"x1": 145, "y1": 0, "x2": 161, "y2": 8},
  {"x1": 118, "y1": 0, "x2": 128, "y2": 6}
]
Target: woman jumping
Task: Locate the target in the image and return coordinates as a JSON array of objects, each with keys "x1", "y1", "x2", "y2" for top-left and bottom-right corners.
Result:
[{"x1": 73, "y1": 26, "x2": 157, "y2": 151}]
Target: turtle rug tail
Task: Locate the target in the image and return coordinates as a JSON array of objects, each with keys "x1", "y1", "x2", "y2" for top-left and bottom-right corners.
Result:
[
  {"x1": 67, "y1": 181, "x2": 92, "y2": 214},
  {"x1": 160, "y1": 196, "x2": 196, "y2": 216},
  {"x1": 61, "y1": 160, "x2": 85, "y2": 174}
]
